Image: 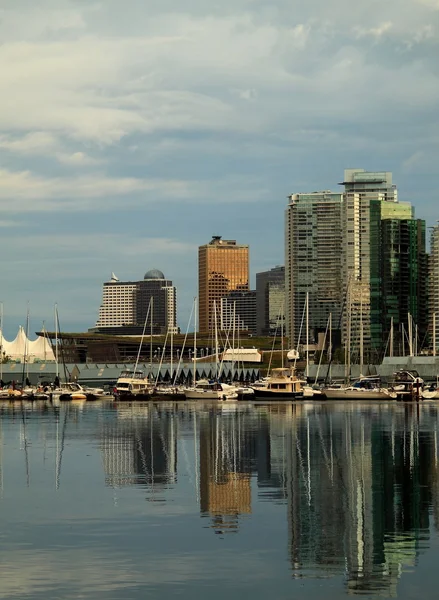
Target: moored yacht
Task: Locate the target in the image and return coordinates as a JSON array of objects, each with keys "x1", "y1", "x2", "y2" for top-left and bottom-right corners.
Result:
[
  {"x1": 114, "y1": 369, "x2": 154, "y2": 400},
  {"x1": 184, "y1": 379, "x2": 238, "y2": 401},
  {"x1": 322, "y1": 376, "x2": 396, "y2": 400},
  {"x1": 251, "y1": 367, "x2": 305, "y2": 400},
  {"x1": 390, "y1": 369, "x2": 424, "y2": 401}
]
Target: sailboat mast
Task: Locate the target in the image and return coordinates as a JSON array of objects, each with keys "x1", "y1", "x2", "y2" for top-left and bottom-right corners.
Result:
[
  {"x1": 305, "y1": 293, "x2": 309, "y2": 378},
  {"x1": 193, "y1": 297, "x2": 197, "y2": 386},
  {"x1": 214, "y1": 300, "x2": 219, "y2": 380},
  {"x1": 0, "y1": 302, "x2": 3, "y2": 384},
  {"x1": 389, "y1": 316, "x2": 394, "y2": 358},
  {"x1": 170, "y1": 322, "x2": 174, "y2": 386},
  {"x1": 55, "y1": 303, "x2": 59, "y2": 380},
  {"x1": 360, "y1": 286, "x2": 363, "y2": 376},
  {"x1": 149, "y1": 296, "x2": 154, "y2": 377},
  {"x1": 21, "y1": 306, "x2": 30, "y2": 388},
  {"x1": 328, "y1": 312, "x2": 332, "y2": 382}
]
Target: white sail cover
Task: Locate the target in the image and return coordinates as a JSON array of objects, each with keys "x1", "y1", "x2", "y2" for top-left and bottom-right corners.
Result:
[{"x1": 0, "y1": 327, "x2": 56, "y2": 362}]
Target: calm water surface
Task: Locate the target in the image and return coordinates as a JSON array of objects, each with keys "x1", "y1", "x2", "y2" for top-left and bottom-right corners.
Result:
[{"x1": 0, "y1": 400, "x2": 438, "y2": 599}]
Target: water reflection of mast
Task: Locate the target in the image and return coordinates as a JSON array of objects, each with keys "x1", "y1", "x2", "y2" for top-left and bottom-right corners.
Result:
[
  {"x1": 20, "y1": 404, "x2": 30, "y2": 487},
  {"x1": 194, "y1": 408, "x2": 199, "y2": 503},
  {"x1": 55, "y1": 405, "x2": 69, "y2": 489},
  {"x1": 0, "y1": 420, "x2": 3, "y2": 497}
]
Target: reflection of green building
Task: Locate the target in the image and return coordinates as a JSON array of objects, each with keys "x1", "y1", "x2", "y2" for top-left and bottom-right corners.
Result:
[{"x1": 284, "y1": 406, "x2": 433, "y2": 596}]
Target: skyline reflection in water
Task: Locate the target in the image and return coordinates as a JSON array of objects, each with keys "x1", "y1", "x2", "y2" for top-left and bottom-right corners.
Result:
[{"x1": 0, "y1": 400, "x2": 438, "y2": 599}]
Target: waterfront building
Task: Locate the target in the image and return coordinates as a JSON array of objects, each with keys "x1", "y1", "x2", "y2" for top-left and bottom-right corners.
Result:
[
  {"x1": 341, "y1": 169, "x2": 427, "y2": 358},
  {"x1": 198, "y1": 236, "x2": 249, "y2": 333},
  {"x1": 381, "y1": 219, "x2": 428, "y2": 355},
  {"x1": 429, "y1": 223, "x2": 439, "y2": 353},
  {"x1": 220, "y1": 289, "x2": 257, "y2": 334},
  {"x1": 256, "y1": 266, "x2": 285, "y2": 336},
  {"x1": 285, "y1": 191, "x2": 344, "y2": 347},
  {"x1": 285, "y1": 170, "x2": 427, "y2": 358},
  {"x1": 94, "y1": 269, "x2": 177, "y2": 335},
  {"x1": 95, "y1": 273, "x2": 137, "y2": 329}
]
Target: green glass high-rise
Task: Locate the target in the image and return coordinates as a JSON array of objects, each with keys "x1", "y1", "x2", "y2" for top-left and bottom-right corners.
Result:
[{"x1": 342, "y1": 169, "x2": 427, "y2": 358}]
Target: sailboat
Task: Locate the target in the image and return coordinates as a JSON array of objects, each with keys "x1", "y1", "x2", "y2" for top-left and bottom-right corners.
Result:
[
  {"x1": 114, "y1": 299, "x2": 155, "y2": 400},
  {"x1": 184, "y1": 299, "x2": 238, "y2": 401},
  {"x1": 251, "y1": 303, "x2": 305, "y2": 400},
  {"x1": 322, "y1": 284, "x2": 395, "y2": 400}
]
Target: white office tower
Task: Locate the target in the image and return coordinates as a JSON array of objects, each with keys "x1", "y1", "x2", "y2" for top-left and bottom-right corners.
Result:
[
  {"x1": 163, "y1": 286, "x2": 178, "y2": 334},
  {"x1": 285, "y1": 191, "x2": 344, "y2": 348},
  {"x1": 94, "y1": 270, "x2": 178, "y2": 334},
  {"x1": 96, "y1": 275, "x2": 137, "y2": 327}
]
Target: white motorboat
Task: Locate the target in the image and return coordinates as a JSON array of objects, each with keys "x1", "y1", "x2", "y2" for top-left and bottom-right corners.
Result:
[
  {"x1": 114, "y1": 369, "x2": 154, "y2": 400},
  {"x1": 184, "y1": 380, "x2": 238, "y2": 401},
  {"x1": 302, "y1": 385, "x2": 324, "y2": 399},
  {"x1": 390, "y1": 369, "x2": 424, "y2": 401}
]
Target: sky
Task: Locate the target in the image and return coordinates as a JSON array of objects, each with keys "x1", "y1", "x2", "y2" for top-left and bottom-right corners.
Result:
[{"x1": 0, "y1": 0, "x2": 438, "y2": 339}]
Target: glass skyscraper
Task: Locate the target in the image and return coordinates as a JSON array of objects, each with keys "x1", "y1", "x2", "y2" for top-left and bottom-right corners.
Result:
[
  {"x1": 256, "y1": 266, "x2": 285, "y2": 336},
  {"x1": 198, "y1": 236, "x2": 249, "y2": 333},
  {"x1": 285, "y1": 170, "x2": 428, "y2": 358},
  {"x1": 285, "y1": 192, "x2": 344, "y2": 347}
]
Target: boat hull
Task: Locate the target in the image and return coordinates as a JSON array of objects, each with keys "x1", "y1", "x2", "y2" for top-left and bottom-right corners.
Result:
[
  {"x1": 116, "y1": 392, "x2": 154, "y2": 401},
  {"x1": 323, "y1": 389, "x2": 395, "y2": 400},
  {"x1": 184, "y1": 390, "x2": 237, "y2": 400},
  {"x1": 252, "y1": 389, "x2": 303, "y2": 400}
]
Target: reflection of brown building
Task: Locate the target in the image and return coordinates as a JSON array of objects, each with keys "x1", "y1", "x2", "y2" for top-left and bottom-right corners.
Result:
[
  {"x1": 199, "y1": 412, "x2": 252, "y2": 532},
  {"x1": 205, "y1": 473, "x2": 251, "y2": 516},
  {"x1": 198, "y1": 236, "x2": 249, "y2": 333}
]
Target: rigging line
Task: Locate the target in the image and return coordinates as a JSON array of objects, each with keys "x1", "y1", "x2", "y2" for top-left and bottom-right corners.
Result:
[
  {"x1": 267, "y1": 312, "x2": 281, "y2": 377},
  {"x1": 174, "y1": 299, "x2": 195, "y2": 385},
  {"x1": 56, "y1": 307, "x2": 70, "y2": 383},
  {"x1": 314, "y1": 315, "x2": 330, "y2": 384},
  {"x1": 21, "y1": 305, "x2": 30, "y2": 389},
  {"x1": 155, "y1": 326, "x2": 170, "y2": 386},
  {"x1": 324, "y1": 275, "x2": 352, "y2": 385},
  {"x1": 134, "y1": 299, "x2": 152, "y2": 375},
  {"x1": 293, "y1": 297, "x2": 306, "y2": 371}
]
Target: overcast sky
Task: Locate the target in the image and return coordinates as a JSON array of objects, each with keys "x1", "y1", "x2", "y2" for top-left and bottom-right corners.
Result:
[{"x1": 0, "y1": 0, "x2": 438, "y2": 338}]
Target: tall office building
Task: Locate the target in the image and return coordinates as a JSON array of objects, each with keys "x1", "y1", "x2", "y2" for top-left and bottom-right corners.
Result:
[
  {"x1": 429, "y1": 224, "x2": 439, "y2": 352},
  {"x1": 220, "y1": 289, "x2": 257, "y2": 334},
  {"x1": 95, "y1": 273, "x2": 138, "y2": 329},
  {"x1": 256, "y1": 266, "x2": 285, "y2": 336},
  {"x1": 198, "y1": 236, "x2": 249, "y2": 333},
  {"x1": 285, "y1": 192, "x2": 344, "y2": 347},
  {"x1": 341, "y1": 169, "x2": 427, "y2": 356},
  {"x1": 94, "y1": 269, "x2": 177, "y2": 335},
  {"x1": 285, "y1": 170, "x2": 427, "y2": 357},
  {"x1": 381, "y1": 219, "x2": 428, "y2": 355}
]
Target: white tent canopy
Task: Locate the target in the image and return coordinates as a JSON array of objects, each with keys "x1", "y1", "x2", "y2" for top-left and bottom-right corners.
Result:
[{"x1": 0, "y1": 327, "x2": 56, "y2": 363}]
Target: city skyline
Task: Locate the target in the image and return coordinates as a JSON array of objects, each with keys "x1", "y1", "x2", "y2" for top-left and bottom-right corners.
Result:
[{"x1": 0, "y1": 0, "x2": 438, "y2": 337}]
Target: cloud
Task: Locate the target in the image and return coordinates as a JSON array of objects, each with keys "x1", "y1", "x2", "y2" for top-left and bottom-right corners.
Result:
[
  {"x1": 0, "y1": 168, "x2": 200, "y2": 209},
  {"x1": 0, "y1": 0, "x2": 437, "y2": 334},
  {"x1": 354, "y1": 22, "x2": 393, "y2": 39},
  {"x1": 0, "y1": 132, "x2": 102, "y2": 166}
]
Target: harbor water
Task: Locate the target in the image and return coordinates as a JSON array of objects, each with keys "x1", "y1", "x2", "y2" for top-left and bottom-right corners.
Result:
[{"x1": 1, "y1": 399, "x2": 438, "y2": 599}]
